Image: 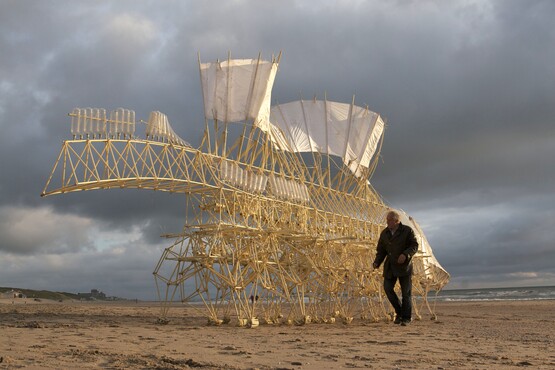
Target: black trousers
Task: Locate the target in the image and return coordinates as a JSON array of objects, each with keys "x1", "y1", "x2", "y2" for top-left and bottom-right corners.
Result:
[{"x1": 383, "y1": 274, "x2": 412, "y2": 320}]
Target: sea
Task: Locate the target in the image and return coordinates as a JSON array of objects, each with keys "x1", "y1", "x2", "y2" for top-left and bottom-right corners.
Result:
[
  {"x1": 434, "y1": 285, "x2": 555, "y2": 302},
  {"x1": 180, "y1": 285, "x2": 555, "y2": 304}
]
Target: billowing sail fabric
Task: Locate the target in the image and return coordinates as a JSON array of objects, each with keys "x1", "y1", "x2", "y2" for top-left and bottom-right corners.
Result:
[
  {"x1": 268, "y1": 100, "x2": 385, "y2": 178},
  {"x1": 199, "y1": 59, "x2": 278, "y2": 127},
  {"x1": 397, "y1": 210, "x2": 450, "y2": 285},
  {"x1": 146, "y1": 111, "x2": 190, "y2": 147}
]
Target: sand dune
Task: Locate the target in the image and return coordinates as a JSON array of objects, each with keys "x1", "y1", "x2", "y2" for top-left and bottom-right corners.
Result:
[{"x1": 1, "y1": 299, "x2": 553, "y2": 369}]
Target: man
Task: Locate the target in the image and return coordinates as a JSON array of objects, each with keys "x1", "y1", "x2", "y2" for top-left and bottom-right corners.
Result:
[{"x1": 372, "y1": 210, "x2": 419, "y2": 325}]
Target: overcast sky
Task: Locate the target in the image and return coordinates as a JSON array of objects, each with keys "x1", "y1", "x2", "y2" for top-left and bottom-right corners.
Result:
[{"x1": 1, "y1": 0, "x2": 554, "y2": 300}]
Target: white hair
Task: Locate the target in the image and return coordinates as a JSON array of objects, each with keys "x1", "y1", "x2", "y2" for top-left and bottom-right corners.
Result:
[{"x1": 386, "y1": 210, "x2": 400, "y2": 221}]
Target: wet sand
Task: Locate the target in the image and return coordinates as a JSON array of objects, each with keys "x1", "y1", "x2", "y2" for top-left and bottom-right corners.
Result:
[{"x1": 1, "y1": 299, "x2": 553, "y2": 369}]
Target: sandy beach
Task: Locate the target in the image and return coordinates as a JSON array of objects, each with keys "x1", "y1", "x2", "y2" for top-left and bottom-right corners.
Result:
[{"x1": 0, "y1": 299, "x2": 553, "y2": 369}]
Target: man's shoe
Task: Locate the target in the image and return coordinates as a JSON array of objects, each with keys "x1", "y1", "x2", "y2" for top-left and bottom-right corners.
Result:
[
  {"x1": 393, "y1": 316, "x2": 402, "y2": 324},
  {"x1": 400, "y1": 318, "x2": 412, "y2": 326}
]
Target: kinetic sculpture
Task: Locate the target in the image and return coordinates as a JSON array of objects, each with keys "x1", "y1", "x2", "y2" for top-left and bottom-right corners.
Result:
[{"x1": 42, "y1": 54, "x2": 449, "y2": 326}]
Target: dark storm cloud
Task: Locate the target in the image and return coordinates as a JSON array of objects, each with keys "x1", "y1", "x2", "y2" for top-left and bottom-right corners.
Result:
[{"x1": 1, "y1": 0, "x2": 554, "y2": 297}]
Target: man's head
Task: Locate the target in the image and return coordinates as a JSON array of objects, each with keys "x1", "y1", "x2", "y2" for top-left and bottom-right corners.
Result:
[{"x1": 386, "y1": 210, "x2": 401, "y2": 230}]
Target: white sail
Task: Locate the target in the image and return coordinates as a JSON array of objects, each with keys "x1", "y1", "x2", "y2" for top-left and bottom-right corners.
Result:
[
  {"x1": 199, "y1": 58, "x2": 278, "y2": 127},
  {"x1": 269, "y1": 100, "x2": 385, "y2": 177}
]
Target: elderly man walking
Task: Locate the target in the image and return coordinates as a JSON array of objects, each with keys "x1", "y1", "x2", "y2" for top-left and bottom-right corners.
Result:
[{"x1": 373, "y1": 210, "x2": 419, "y2": 325}]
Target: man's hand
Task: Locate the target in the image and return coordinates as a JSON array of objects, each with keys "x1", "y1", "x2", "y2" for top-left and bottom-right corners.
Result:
[{"x1": 397, "y1": 254, "x2": 407, "y2": 264}]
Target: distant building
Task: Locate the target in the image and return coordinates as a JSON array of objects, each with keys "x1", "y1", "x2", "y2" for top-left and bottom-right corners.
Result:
[
  {"x1": 77, "y1": 289, "x2": 106, "y2": 300},
  {"x1": 0, "y1": 289, "x2": 27, "y2": 299}
]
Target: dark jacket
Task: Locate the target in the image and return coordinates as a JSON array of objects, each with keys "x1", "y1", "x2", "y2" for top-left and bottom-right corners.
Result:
[{"x1": 373, "y1": 223, "x2": 419, "y2": 278}]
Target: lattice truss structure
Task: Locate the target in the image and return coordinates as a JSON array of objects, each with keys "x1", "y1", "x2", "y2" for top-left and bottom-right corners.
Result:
[{"x1": 42, "y1": 54, "x2": 450, "y2": 326}]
